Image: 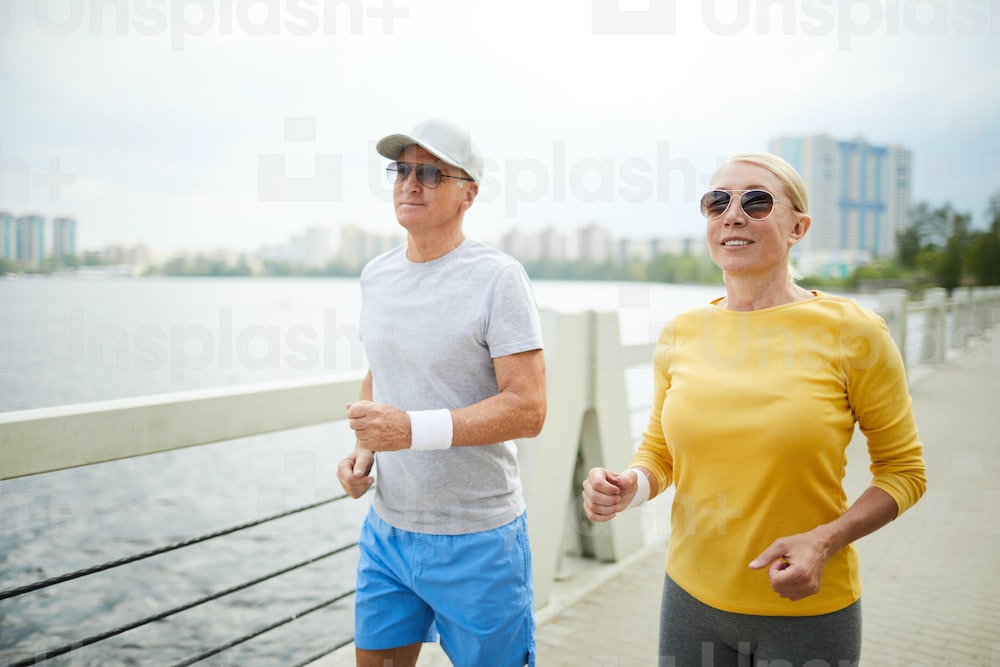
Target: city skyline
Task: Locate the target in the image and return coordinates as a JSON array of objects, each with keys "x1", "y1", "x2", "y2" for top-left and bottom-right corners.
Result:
[
  {"x1": 2, "y1": 2, "x2": 998, "y2": 253},
  {"x1": 0, "y1": 131, "x2": 975, "y2": 275},
  {"x1": 0, "y1": 208, "x2": 705, "y2": 269},
  {"x1": 5, "y1": 128, "x2": 992, "y2": 281}
]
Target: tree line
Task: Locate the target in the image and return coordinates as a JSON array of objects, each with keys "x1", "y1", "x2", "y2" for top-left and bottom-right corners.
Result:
[{"x1": 891, "y1": 199, "x2": 1000, "y2": 292}]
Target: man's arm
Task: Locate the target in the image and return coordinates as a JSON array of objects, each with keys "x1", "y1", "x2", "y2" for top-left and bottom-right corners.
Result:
[
  {"x1": 346, "y1": 349, "x2": 546, "y2": 451},
  {"x1": 451, "y1": 348, "x2": 546, "y2": 445},
  {"x1": 337, "y1": 371, "x2": 375, "y2": 498},
  {"x1": 357, "y1": 370, "x2": 373, "y2": 402}
]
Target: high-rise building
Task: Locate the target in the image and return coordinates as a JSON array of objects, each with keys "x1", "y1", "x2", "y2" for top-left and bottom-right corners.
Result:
[
  {"x1": 52, "y1": 216, "x2": 77, "y2": 258},
  {"x1": 287, "y1": 225, "x2": 332, "y2": 268},
  {"x1": 538, "y1": 226, "x2": 570, "y2": 262},
  {"x1": 337, "y1": 224, "x2": 404, "y2": 270},
  {"x1": 16, "y1": 213, "x2": 46, "y2": 266},
  {"x1": 0, "y1": 211, "x2": 15, "y2": 261},
  {"x1": 577, "y1": 223, "x2": 611, "y2": 263},
  {"x1": 769, "y1": 134, "x2": 912, "y2": 277},
  {"x1": 499, "y1": 227, "x2": 542, "y2": 262}
]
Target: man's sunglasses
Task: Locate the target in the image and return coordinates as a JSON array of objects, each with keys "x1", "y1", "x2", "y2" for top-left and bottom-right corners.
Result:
[
  {"x1": 699, "y1": 189, "x2": 794, "y2": 220},
  {"x1": 386, "y1": 161, "x2": 475, "y2": 189}
]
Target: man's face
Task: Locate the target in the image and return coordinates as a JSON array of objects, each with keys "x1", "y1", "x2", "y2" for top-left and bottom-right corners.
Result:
[{"x1": 392, "y1": 145, "x2": 477, "y2": 233}]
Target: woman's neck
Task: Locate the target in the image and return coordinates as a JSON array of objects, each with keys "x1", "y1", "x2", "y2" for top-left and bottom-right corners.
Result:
[{"x1": 720, "y1": 274, "x2": 813, "y2": 311}]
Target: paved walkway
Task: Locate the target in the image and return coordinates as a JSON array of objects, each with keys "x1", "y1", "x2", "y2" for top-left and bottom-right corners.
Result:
[{"x1": 322, "y1": 328, "x2": 1000, "y2": 666}]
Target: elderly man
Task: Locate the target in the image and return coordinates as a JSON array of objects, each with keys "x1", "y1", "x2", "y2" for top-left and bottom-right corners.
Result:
[{"x1": 337, "y1": 118, "x2": 547, "y2": 667}]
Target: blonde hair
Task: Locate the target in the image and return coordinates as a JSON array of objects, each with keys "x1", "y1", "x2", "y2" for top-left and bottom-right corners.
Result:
[{"x1": 726, "y1": 152, "x2": 809, "y2": 214}]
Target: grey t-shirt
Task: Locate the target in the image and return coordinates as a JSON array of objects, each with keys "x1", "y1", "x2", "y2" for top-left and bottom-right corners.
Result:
[{"x1": 359, "y1": 238, "x2": 544, "y2": 534}]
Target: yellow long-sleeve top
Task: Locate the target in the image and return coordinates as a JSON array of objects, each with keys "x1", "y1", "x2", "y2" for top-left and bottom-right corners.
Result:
[{"x1": 631, "y1": 293, "x2": 927, "y2": 616}]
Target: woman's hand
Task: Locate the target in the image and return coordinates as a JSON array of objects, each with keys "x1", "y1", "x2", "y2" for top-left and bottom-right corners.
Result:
[
  {"x1": 748, "y1": 527, "x2": 835, "y2": 601},
  {"x1": 582, "y1": 467, "x2": 640, "y2": 522}
]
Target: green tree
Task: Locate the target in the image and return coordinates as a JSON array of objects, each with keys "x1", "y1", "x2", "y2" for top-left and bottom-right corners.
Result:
[
  {"x1": 895, "y1": 225, "x2": 922, "y2": 270},
  {"x1": 909, "y1": 202, "x2": 954, "y2": 250},
  {"x1": 934, "y1": 211, "x2": 971, "y2": 293},
  {"x1": 904, "y1": 202, "x2": 975, "y2": 292},
  {"x1": 967, "y1": 195, "x2": 1000, "y2": 286}
]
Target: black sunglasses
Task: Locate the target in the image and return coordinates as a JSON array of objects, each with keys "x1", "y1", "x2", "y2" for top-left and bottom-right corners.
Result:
[
  {"x1": 386, "y1": 161, "x2": 474, "y2": 189},
  {"x1": 699, "y1": 189, "x2": 794, "y2": 220}
]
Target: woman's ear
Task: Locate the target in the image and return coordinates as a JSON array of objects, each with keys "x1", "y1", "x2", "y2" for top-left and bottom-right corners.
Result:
[{"x1": 788, "y1": 214, "x2": 811, "y2": 246}]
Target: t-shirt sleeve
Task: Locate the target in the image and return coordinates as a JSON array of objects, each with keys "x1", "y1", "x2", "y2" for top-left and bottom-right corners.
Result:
[{"x1": 485, "y1": 263, "x2": 544, "y2": 358}]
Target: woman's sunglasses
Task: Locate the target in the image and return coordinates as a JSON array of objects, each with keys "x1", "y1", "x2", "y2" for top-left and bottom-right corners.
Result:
[
  {"x1": 699, "y1": 189, "x2": 794, "y2": 220},
  {"x1": 386, "y1": 161, "x2": 475, "y2": 189}
]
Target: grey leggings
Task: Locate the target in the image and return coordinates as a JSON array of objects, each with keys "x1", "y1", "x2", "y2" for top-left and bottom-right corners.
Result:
[{"x1": 658, "y1": 574, "x2": 862, "y2": 667}]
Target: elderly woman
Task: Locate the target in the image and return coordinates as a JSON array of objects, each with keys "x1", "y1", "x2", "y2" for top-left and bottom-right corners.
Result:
[{"x1": 583, "y1": 153, "x2": 926, "y2": 666}]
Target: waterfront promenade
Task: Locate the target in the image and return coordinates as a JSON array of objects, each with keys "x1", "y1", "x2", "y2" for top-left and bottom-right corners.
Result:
[
  {"x1": 5, "y1": 290, "x2": 996, "y2": 665},
  {"x1": 323, "y1": 326, "x2": 1000, "y2": 666}
]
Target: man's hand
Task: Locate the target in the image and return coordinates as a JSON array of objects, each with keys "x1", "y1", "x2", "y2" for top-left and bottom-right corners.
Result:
[
  {"x1": 346, "y1": 400, "x2": 411, "y2": 452},
  {"x1": 337, "y1": 447, "x2": 375, "y2": 499}
]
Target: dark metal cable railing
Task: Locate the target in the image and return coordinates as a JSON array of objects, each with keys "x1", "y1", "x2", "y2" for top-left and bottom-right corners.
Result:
[
  {"x1": 3, "y1": 493, "x2": 359, "y2": 666},
  {"x1": 170, "y1": 590, "x2": 356, "y2": 667},
  {"x1": 0, "y1": 494, "x2": 348, "y2": 601}
]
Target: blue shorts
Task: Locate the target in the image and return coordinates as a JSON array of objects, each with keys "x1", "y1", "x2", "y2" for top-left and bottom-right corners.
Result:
[{"x1": 354, "y1": 507, "x2": 535, "y2": 667}]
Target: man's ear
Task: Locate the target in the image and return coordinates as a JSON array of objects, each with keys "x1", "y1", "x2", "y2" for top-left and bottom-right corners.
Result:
[{"x1": 461, "y1": 183, "x2": 479, "y2": 211}]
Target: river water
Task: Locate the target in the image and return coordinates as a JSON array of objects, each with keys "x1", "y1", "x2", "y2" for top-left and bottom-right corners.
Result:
[{"x1": 0, "y1": 276, "x2": 870, "y2": 665}]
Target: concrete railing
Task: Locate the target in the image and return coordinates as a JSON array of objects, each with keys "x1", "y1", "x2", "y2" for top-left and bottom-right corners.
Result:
[
  {"x1": 875, "y1": 286, "x2": 1000, "y2": 368},
  {"x1": 0, "y1": 308, "x2": 650, "y2": 612}
]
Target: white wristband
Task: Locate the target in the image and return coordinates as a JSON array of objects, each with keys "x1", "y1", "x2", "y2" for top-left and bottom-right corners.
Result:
[
  {"x1": 407, "y1": 409, "x2": 453, "y2": 451},
  {"x1": 625, "y1": 468, "x2": 650, "y2": 510}
]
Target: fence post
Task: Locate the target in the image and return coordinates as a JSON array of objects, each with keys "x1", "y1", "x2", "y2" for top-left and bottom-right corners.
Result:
[
  {"x1": 879, "y1": 289, "x2": 909, "y2": 368},
  {"x1": 972, "y1": 286, "x2": 993, "y2": 337},
  {"x1": 921, "y1": 288, "x2": 947, "y2": 365},
  {"x1": 966, "y1": 287, "x2": 983, "y2": 339},
  {"x1": 951, "y1": 288, "x2": 970, "y2": 349},
  {"x1": 990, "y1": 287, "x2": 1000, "y2": 331}
]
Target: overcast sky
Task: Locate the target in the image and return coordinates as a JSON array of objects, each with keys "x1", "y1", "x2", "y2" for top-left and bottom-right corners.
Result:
[{"x1": 2, "y1": 0, "x2": 998, "y2": 253}]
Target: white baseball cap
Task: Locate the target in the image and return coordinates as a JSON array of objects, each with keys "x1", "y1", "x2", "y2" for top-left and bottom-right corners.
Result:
[{"x1": 376, "y1": 118, "x2": 484, "y2": 183}]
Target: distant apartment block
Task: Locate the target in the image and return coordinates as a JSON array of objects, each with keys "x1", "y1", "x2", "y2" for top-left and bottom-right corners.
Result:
[
  {"x1": 577, "y1": 224, "x2": 612, "y2": 264},
  {"x1": 769, "y1": 134, "x2": 912, "y2": 278},
  {"x1": 259, "y1": 225, "x2": 335, "y2": 268},
  {"x1": 501, "y1": 227, "x2": 556, "y2": 263},
  {"x1": 16, "y1": 214, "x2": 46, "y2": 266},
  {"x1": 500, "y1": 223, "x2": 705, "y2": 266},
  {"x1": 0, "y1": 211, "x2": 14, "y2": 261},
  {"x1": 338, "y1": 224, "x2": 404, "y2": 269},
  {"x1": 52, "y1": 216, "x2": 77, "y2": 258},
  {"x1": 292, "y1": 225, "x2": 332, "y2": 268},
  {"x1": 1, "y1": 212, "x2": 79, "y2": 266},
  {"x1": 95, "y1": 243, "x2": 151, "y2": 267}
]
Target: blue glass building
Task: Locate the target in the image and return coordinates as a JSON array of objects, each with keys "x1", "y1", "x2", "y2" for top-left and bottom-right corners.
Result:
[{"x1": 769, "y1": 134, "x2": 911, "y2": 278}]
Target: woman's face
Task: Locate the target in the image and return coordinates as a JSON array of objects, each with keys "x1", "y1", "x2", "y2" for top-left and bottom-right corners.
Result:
[{"x1": 703, "y1": 161, "x2": 809, "y2": 280}]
